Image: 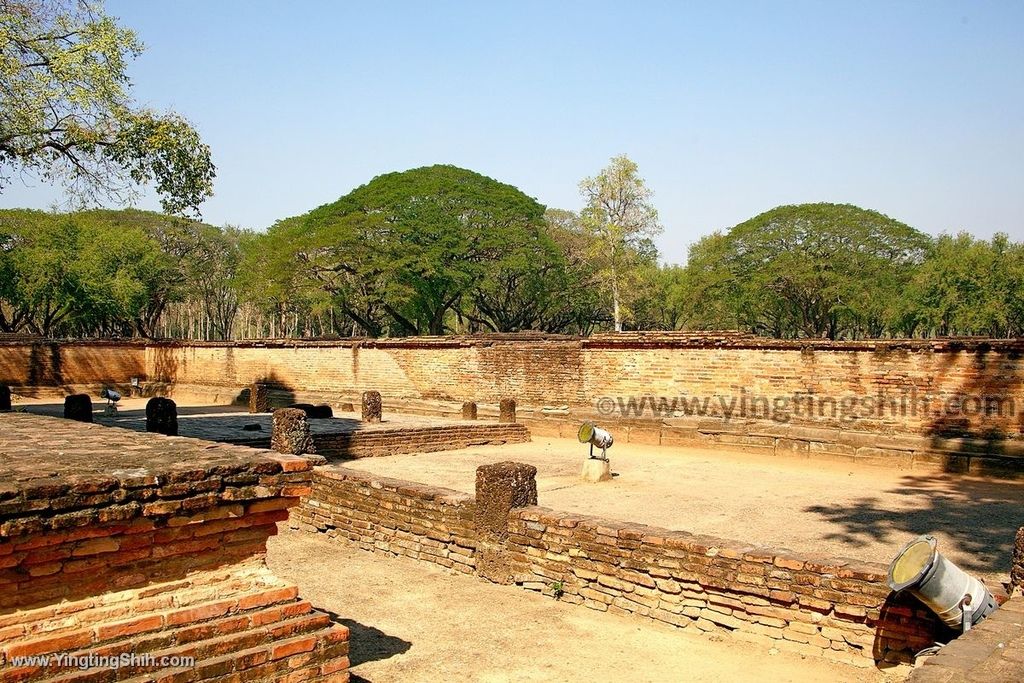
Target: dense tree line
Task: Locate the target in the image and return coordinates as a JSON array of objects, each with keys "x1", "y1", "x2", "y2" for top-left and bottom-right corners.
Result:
[{"x1": 2, "y1": 164, "x2": 1022, "y2": 340}]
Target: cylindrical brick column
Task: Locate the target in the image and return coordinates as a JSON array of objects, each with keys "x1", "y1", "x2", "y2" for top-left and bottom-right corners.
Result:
[
  {"x1": 362, "y1": 391, "x2": 382, "y2": 423},
  {"x1": 498, "y1": 398, "x2": 516, "y2": 424},
  {"x1": 145, "y1": 397, "x2": 178, "y2": 436},
  {"x1": 63, "y1": 394, "x2": 93, "y2": 422},
  {"x1": 1012, "y1": 527, "x2": 1024, "y2": 595},
  {"x1": 271, "y1": 408, "x2": 316, "y2": 455},
  {"x1": 474, "y1": 461, "x2": 537, "y2": 584},
  {"x1": 462, "y1": 401, "x2": 478, "y2": 420},
  {"x1": 0, "y1": 384, "x2": 10, "y2": 411}
]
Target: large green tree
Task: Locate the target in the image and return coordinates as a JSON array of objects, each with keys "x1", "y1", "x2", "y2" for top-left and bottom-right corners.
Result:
[
  {"x1": 684, "y1": 203, "x2": 931, "y2": 339},
  {"x1": 0, "y1": 0, "x2": 214, "y2": 216},
  {"x1": 579, "y1": 154, "x2": 662, "y2": 332},
  {"x1": 255, "y1": 165, "x2": 550, "y2": 336}
]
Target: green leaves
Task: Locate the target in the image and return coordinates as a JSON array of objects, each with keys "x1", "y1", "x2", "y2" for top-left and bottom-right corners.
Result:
[{"x1": 0, "y1": 0, "x2": 214, "y2": 216}]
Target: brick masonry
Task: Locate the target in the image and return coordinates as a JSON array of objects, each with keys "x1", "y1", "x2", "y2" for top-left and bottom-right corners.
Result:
[
  {"x1": 908, "y1": 596, "x2": 1024, "y2": 682},
  {"x1": 4, "y1": 334, "x2": 1024, "y2": 468},
  {"x1": 291, "y1": 464, "x2": 949, "y2": 667},
  {"x1": 0, "y1": 413, "x2": 350, "y2": 682}
]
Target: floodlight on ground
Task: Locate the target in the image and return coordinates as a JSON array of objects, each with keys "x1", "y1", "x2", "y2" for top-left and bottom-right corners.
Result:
[
  {"x1": 887, "y1": 535, "x2": 997, "y2": 632},
  {"x1": 99, "y1": 387, "x2": 121, "y2": 416},
  {"x1": 578, "y1": 422, "x2": 613, "y2": 460}
]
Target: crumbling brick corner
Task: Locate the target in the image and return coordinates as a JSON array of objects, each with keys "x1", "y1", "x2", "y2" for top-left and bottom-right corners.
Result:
[
  {"x1": 0, "y1": 412, "x2": 349, "y2": 682},
  {"x1": 1011, "y1": 526, "x2": 1024, "y2": 596},
  {"x1": 249, "y1": 381, "x2": 269, "y2": 413},
  {"x1": 145, "y1": 396, "x2": 178, "y2": 436},
  {"x1": 63, "y1": 393, "x2": 93, "y2": 422},
  {"x1": 474, "y1": 461, "x2": 537, "y2": 584},
  {"x1": 498, "y1": 398, "x2": 517, "y2": 424},
  {"x1": 272, "y1": 407, "x2": 317, "y2": 455},
  {"x1": 361, "y1": 391, "x2": 382, "y2": 423}
]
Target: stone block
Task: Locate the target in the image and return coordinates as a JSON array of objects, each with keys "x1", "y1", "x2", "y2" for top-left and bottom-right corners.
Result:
[
  {"x1": 362, "y1": 391, "x2": 382, "y2": 423},
  {"x1": 145, "y1": 397, "x2": 178, "y2": 436},
  {"x1": 475, "y1": 461, "x2": 537, "y2": 542},
  {"x1": 1012, "y1": 527, "x2": 1024, "y2": 595},
  {"x1": 499, "y1": 398, "x2": 517, "y2": 424},
  {"x1": 272, "y1": 408, "x2": 316, "y2": 456},
  {"x1": 249, "y1": 382, "x2": 269, "y2": 414},
  {"x1": 581, "y1": 458, "x2": 612, "y2": 482},
  {"x1": 0, "y1": 384, "x2": 10, "y2": 411},
  {"x1": 64, "y1": 394, "x2": 93, "y2": 423},
  {"x1": 462, "y1": 401, "x2": 478, "y2": 420}
]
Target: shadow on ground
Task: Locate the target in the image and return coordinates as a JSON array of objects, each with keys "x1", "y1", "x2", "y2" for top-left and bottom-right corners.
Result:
[
  {"x1": 320, "y1": 609, "x2": 411, "y2": 678},
  {"x1": 804, "y1": 473, "x2": 1023, "y2": 576}
]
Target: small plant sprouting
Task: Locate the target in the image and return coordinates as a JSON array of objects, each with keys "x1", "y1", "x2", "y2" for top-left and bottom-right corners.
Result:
[{"x1": 549, "y1": 581, "x2": 565, "y2": 600}]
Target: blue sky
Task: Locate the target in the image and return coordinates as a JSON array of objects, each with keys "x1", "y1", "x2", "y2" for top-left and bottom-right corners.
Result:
[{"x1": 4, "y1": 0, "x2": 1023, "y2": 263}]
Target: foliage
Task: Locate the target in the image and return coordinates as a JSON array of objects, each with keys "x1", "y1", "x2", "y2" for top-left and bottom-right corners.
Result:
[
  {"x1": 579, "y1": 154, "x2": 662, "y2": 331},
  {"x1": 0, "y1": 0, "x2": 214, "y2": 216},
  {"x1": 682, "y1": 203, "x2": 932, "y2": 339}
]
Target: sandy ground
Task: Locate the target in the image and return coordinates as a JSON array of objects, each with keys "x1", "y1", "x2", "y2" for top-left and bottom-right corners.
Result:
[
  {"x1": 339, "y1": 436, "x2": 1024, "y2": 583},
  {"x1": 268, "y1": 527, "x2": 901, "y2": 683}
]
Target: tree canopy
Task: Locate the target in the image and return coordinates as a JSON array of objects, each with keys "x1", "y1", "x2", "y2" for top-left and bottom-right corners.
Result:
[{"x1": 0, "y1": 0, "x2": 215, "y2": 216}]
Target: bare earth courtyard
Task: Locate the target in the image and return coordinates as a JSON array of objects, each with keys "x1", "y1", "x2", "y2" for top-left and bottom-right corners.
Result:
[
  {"x1": 337, "y1": 435, "x2": 1024, "y2": 585},
  {"x1": 267, "y1": 527, "x2": 895, "y2": 683}
]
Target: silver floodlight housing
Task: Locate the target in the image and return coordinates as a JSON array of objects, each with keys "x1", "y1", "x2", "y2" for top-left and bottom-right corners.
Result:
[
  {"x1": 887, "y1": 535, "x2": 997, "y2": 633},
  {"x1": 100, "y1": 387, "x2": 121, "y2": 415},
  {"x1": 578, "y1": 422, "x2": 613, "y2": 460}
]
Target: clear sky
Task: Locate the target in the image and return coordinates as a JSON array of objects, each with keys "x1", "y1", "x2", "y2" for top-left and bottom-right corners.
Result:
[{"x1": 3, "y1": 0, "x2": 1023, "y2": 264}]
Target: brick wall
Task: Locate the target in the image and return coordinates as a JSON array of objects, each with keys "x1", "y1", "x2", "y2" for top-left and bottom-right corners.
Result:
[
  {"x1": 908, "y1": 596, "x2": 1023, "y2": 681},
  {"x1": 6, "y1": 335, "x2": 1024, "y2": 465},
  {"x1": 0, "y1": 341, "x2": 145, "y2": 394},
  {"x1": 292, "y1": 468, "x2": 477, "y2": 574},
  {"x1": 0, "y1": 413, "x2": 350, "y2": 682},
  {"x1": 293, "y1": 464, "x2": 944, "y2": 666}
]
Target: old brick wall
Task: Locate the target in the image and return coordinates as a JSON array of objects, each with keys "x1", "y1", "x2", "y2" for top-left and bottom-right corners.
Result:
[
  {"x1": 291, "y1": 468, "x2": 478, "y2": 574},
  {"x1": 0, "y1": 413, "x2": 350, "y2": 682},
  {"x1": 6, "y1": 335, "x2": 1024, "y2": 453},
  {"x1": 0, "y1": 341, "x2": 145, "y2": 394},
  {"x1": 294, "y1": 464, "x2": 943, "y2": 666},
  {"x1": 907, "y1": 595, "x2": 1023, "y2": 682}
]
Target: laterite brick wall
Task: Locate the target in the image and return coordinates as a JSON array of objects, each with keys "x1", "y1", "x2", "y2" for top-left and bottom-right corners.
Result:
[{"x1": 293, "y1": 465, "x2": 944, "y2": 666}]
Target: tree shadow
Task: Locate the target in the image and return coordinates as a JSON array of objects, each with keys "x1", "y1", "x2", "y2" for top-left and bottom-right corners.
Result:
[
  {"x1": 322, "y1": 610, "x2": 411, "y2": 668},
  {"x1": 804, "y1": 473, "x2": 1022, "y2": 576},
  {"x1": 234, "y1": 371, "x2": 297, "y2": 409}
]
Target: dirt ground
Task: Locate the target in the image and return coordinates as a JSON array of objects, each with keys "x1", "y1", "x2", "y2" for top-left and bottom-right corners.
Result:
[
  {"x1": 268, "y1": 528, "x2": 902, "y2": 683},
  {"x1": 339, "y1": 436, "x2": 1024, "y2": 583}
]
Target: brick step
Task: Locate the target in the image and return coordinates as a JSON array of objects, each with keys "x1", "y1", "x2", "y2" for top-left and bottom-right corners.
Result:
[
  {"x1": 0, "y1": 590, "x2": 347, "y2": 682},
  {"x1": 24, "y1": 623, "x2": 349, "y2": 683}
]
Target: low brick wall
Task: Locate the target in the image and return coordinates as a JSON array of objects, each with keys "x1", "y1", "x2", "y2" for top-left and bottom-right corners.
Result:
[
  {"x1": 312, "y1": 424, "x2": 530, "y2": 459},
  {"x1": 908, "y1": 596, "x2": 1023, "y2": 682},
  {"x1": 294, "y1": 465, "x2": 945, "y2": 666},
  {"x1": 0, "y1": 413, "x2": 350, "y2": 682},
  {"x1": 292, "y1": 468, "x2": 477, "y2": 574},
  {"x1": 231, "y1": 423, "x2": 531, "y2": 459}
]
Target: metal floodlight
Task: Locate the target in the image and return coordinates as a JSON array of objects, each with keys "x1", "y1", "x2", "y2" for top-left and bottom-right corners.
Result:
[
  {"x1": 99, "y1": 387, "x2": 121, "y2": 416},
  {"x1": 578, "y1": 422, "x2": 613, "y2": 460},
  {"x1": 887, "y1": 535, "x2": 997, "y2": 633}
]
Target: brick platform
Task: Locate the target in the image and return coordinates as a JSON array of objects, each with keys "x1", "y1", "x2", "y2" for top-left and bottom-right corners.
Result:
[{"x1": 0, "y1": 413, "x2": 350, "y2": 682}]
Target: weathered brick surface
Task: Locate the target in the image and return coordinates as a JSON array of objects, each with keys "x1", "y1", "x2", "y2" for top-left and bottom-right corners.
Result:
[
  {"x1": 291, "y1": 468, "x2": 478, "y2": 575},
  {"x1": 361, "y1": 391, "x2": 382, "y2": 423},
  {"x1": 294, "y1": 464, "x2": 945, "y2": 666},
  {"x1": 909, "y1": 596, "x2": 1024, "y2": 682},
  {"x1": 0, "y1": 413, "x2": 348, "y2": 682},
  {"x1": 310, "y1": 424, "x2": 530, "y2": 459},
  {"x1": 6, "y1": 334, "x2": 1024, "y2": 467}
]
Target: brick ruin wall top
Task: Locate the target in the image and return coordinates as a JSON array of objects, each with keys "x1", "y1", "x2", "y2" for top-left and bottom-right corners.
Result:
[{"x1": 4, "y1": 334, "x2": 1024, "y2": 439}]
